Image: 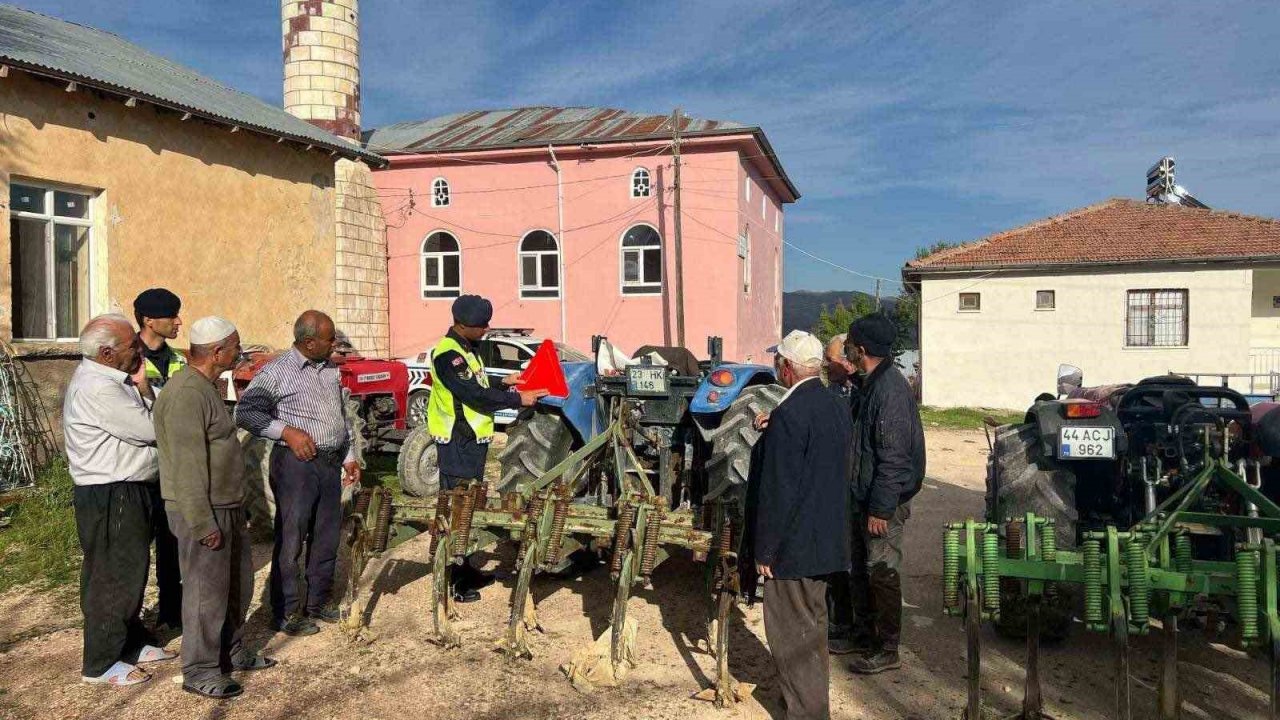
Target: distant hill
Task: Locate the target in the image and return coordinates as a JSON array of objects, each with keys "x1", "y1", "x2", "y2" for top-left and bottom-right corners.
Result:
[{"x1": 783, "y1": 290, "x2": 896, "y2": 334}]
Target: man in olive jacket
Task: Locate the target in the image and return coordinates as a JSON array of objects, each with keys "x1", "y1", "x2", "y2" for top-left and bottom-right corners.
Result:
[
  {"x1": 155, "y1": 317, "x2": 274, "y2": 699},
  {"x1": 843, "y1": 313, "x2": 925, "y2": 674},
  {"x1": 752, "y1": 330, "x2": 854, "y2": 720}
]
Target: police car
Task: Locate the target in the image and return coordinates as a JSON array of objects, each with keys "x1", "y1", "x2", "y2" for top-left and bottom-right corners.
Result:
[{"x1": 400, "y1": 328, "x2": 589, "y2": 429}]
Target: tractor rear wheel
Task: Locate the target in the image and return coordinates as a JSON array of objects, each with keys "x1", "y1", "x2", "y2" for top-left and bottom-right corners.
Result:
[
  {"x1": 397, "y1": 425, "x2": 441, "y2": 498},
  {"x1": 987, "y1": 422, "x2": 1079, "y2": 641},
  {"x1": 497, "y1": 410, "x2": 577, "y2": 495},
  {"x1": 703, "y1": 384, "x2": 785, "y2": 503}
]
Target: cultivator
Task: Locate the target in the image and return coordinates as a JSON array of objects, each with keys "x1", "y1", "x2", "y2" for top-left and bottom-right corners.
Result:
[
  {"x1": 944, "y1": 436, "x2": 1280, "y2": 719},
  {"x1": 338, "y1": 416, "x2": 750, "y2": 706}
]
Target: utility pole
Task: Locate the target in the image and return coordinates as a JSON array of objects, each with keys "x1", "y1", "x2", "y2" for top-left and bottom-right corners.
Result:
[
  {"x1": 874, "y1": 279, "x2": 882, "y2": 310},
  {"x1": 671, "y1": 107, "x2": 686, "y2": 347}
]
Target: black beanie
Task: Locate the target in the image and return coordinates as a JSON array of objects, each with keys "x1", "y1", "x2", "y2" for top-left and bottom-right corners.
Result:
[
  {"x1": 133, "y1": 288, "x2": 181, "y2": 319},
  {"x1": 848, "y1": 312, "x2": 896, "y2": 358},
  {"x1": 452, "y1": 294, "x2": 493, "y2": 327}
]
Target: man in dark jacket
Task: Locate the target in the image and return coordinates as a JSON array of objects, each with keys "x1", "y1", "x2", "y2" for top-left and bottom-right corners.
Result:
[
  {"x1": 843, "y1": 313, "x2": 925, "y2": 674},
  {"x1": 752, "y1": 330, "x2": 854, "y2": 720}
]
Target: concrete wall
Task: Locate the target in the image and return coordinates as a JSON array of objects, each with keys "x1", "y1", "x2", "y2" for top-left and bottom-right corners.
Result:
[
  {"x1": 0, "y1": 70, "x2": 340, "y2": 350},
  {"x1": 378, "y1": 138, "x2": 785, "y2": 362},
  {"x1": 735, "y1": 156, "x2": 784, "y2": 364},
  {"x1": 918, "y1": 264, "x2": 1259, "y2": 410}
]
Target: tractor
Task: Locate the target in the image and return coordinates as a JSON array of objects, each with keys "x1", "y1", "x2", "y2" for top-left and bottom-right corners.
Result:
[
  {"x1": 947, "y1": 364, "x2": 1280, "y2": 718},
  {"x1": 346, "y1": 336, "x2": 782, "y2": 703}
]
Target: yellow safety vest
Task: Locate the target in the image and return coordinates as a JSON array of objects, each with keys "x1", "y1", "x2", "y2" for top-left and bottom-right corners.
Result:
[
  {"x1": 427, "y1": 336, "x2": 495, "y2": 443},
  {"x1": 144, "y1": 346, "x2": 187, "y2": 390}
]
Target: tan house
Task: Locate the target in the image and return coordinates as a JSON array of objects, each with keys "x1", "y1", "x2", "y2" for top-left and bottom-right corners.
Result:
[
  {"x1": 0, "y1": 3, "x2": 387, "y2": 431},
  {"x1": 904, "y1": 199, "x2": 1280, "y2": 410}
]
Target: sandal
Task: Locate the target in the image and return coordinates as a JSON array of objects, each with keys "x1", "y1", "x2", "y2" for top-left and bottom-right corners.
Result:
[
  {"x1": 135, "y1": 645, "x2": 177, "y2": 664},
  {"x1": 82, "y1": 661, "x2": 151, "y2": 686},
  {"x1": 182, "y1": 678, "x2": 243, "y2": 699},
  {"x1": 231, "y1": 654, "x2": 277, "y2": 671}
]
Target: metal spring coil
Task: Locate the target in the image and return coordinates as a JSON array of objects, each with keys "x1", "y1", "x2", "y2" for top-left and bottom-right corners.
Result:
[
  {"x1": 639, "y1": 506, "x2": 664, "y2": 578},
  {"x1": 1237, "y1": 548, "x2": 1260, "y2": 642},
  {"x1": 982, "y1": 528, "x2": 1000, "y2": 613},
  {"x1": 451, "y1": 489, "x2": 476, "y2": 562},
  {"x1": 1005, "y1": 520, "x2": 1024, "y2": 559},
  {"x1": 372, "y1": 491, "x2": 394, "y2": 553},
  {"x1": 1083, "y1": 539, "x2": 1103, "y2": 627},
  {"x1": 517, "y1": 494, "x2": 546, "y2": 568},
  {"x1": 943, "y1": 528, "x2": 961, "y2": 609},
  {"x1": 610, "y1": 503, "x2": 637, "y2": 574},
  {"x1": 1040, "y1": 520, "x2": 1057, "y2": 562},
  {"x1": 1126, "y1": 535, "x2": 1150, "y2": 627},
  {"x1": 543, "y1": 493, "x2": 570, "y2": 566},
  {"x1": 712, "y1": 512, "x2": 733, "y2": 591},
  {"x1": 473, "y1": 481, "x2": 489, "y2": 510},
  {"x1": 353, "y1": 488, "x2": 373, "y2": 518},
  {"x1": 427, "y1": 492, "x2": 451, "y2": 560},
  {"x1": 1174, "y1": 533, "x2": 1193, "y2": 574}
]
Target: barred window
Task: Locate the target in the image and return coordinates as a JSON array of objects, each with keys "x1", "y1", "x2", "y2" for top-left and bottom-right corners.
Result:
[
  {"x1": 1126, "y1": 289, "x2": 1188, "y2": 346},
  {"x1": 1036, "y1": 290, "x2": 1055, "y2": 310}
]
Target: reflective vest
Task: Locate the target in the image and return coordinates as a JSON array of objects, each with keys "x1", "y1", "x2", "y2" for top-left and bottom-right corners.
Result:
[
  {"x1": 426, "y1": 336, "x2": 495, "y2": 443},
  {"x1": 144, "y1": 345, "x2": 186, "y2": 391}
]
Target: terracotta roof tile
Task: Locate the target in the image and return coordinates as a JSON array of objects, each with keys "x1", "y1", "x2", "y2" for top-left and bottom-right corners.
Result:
[{"x1": 907, "y1": 199, "x2": 1280, "y2": 272}]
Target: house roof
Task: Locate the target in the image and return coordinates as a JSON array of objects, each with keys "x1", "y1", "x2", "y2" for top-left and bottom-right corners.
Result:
[
  {"x1": 363, "y1": 106, "x2": 799, "y2": 200},
  {"x1": 906, "y1": 198, "x2": 1280, "y2": 276},
  {"x1": 0, "y1": 4, "x2": 384, "y2": 166}
]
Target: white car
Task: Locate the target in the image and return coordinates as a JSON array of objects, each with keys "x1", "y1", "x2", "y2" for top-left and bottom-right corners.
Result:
[{"x1": 401, "y1": 329, "x2": 589, "y2": 429}]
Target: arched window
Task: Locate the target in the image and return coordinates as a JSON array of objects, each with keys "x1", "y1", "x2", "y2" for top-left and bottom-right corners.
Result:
[
  {"x1": 620, "y1": 224, "x2": 662, "y2": 295},
  {"x1": 421, "y1": 231, "x2": 460, "y2": 298},
  {"x1": 631, "y1": 168, "x2": 651, "y2": 198},
  {"x1": 518, "y1": 230, "x2": 559, "y2": 299},
  {"x1": 431, "y1": 177, "x2": 450, "y2": 207}
]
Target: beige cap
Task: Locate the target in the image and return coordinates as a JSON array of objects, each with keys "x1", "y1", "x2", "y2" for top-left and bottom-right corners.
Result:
[
  {"x1": 768, "y1": 330, "x2": 824, "y2": 368},
  {"x1": 189, "y1": 316, "x2": 236, "y2": 345}
]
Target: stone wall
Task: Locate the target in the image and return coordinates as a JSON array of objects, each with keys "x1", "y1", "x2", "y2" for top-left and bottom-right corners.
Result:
[
  {"x1": 282, "y1": 0, "x2": 360, "y2": 140},
  {"x1": 334, "y1": 158, "x2": 389, "y2": 356}
]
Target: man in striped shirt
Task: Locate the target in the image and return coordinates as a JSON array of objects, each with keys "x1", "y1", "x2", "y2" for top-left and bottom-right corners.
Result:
[{"x1": 235, "y1": 310, "x2": 360, "y2": 636}]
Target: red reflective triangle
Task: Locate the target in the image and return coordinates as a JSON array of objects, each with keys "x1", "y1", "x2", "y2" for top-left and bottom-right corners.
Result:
[{"x1": 518, "y1": 338, "x2": 569, "y2": 398}]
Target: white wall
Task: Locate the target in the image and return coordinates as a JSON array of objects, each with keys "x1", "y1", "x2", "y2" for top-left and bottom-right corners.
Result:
[
  {"x1": 1252, "y1": 269, "x2": 1280, "y2": 349},
  {"x1": 918, "y1": 265, "x2": 1259, "y2": 410}
]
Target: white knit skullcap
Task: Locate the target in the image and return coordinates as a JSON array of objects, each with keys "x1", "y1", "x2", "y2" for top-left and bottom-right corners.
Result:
[{"x1": 189, "y1": 316, "x2": 237, "y2": 345}]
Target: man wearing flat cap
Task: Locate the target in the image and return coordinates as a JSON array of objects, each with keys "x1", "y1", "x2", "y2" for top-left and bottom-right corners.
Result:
[
  {"x1": 156, "y1": 317, "x2": 274, "y2": 699},
  {"x1": 841, "y1": 312, "x2": 925, "y2": 675},
  {"x1": 132, "y1": 287, "x2": 185, "y2": 632},
  {"x1": 427, "y1": 295, "x2": 547, "y2": 602}
]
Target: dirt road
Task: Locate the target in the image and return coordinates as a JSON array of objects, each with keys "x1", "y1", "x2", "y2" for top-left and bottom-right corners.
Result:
[{"x1": 1, "y1": 428, "x2": 1275, "y2": 719}]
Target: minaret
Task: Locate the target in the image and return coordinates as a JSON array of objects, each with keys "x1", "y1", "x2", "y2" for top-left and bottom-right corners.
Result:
[
  {"x1": 282, "y1": 0, "x2": 389, "y2": 357},
  {"x1": 282, "y1": 0, "x2": 361, "y2": 140}
]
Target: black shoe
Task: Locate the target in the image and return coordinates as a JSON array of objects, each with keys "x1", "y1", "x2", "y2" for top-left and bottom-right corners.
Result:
[
  {"x1": 451, "y1": 585, "x2": 481, "y2": 603},
  {"x1": 231, "y1": 654, "x2": 278, "y2": 672},
  {"x1": 849, "y1": 649, "x2": 901, "y2": 674},
  {"x1": 273, "y1": 615, "x2": 320, "y2": 637},
  {"x1": 306, "y1": 606, "x2": 341, "y2": 624},
  {"x1": 183, "y1": 678, "x2": 243, "y2": 699}
]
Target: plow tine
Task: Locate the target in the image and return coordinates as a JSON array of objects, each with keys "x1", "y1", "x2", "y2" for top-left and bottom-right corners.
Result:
[
  {"x1": 501, "y1": 542, "x2": 540, "y2": 660},
  {"x1": 1113, "y1": 614, "x2": 1131, "y2": 720},
  {"x1": 1158, "y1": 613, "x2": 1179, "y2": 720},
  {"x1": 431, "y1": 534, "x2": 460, "y2": 648}
]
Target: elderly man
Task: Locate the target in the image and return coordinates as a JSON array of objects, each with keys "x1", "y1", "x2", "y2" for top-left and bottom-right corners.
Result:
[
  {"x1": 156, "y1": 317, "x2": 275, "y2": 699},
  {"x1": 134, "y1": 287, "x2": 186, "y2": 631},
  {"x1": 844, "y1": 313, "x2": 925, "y2": 675},
  {"x1": 751, "y1": 329, "x2": 854, "y2": 720},
  {"x1": 236, "y1": 310, "x2": 360, "y2": 636},
  {"x1": 65, "y1": 314, "x2": 175, "y2": 687}
]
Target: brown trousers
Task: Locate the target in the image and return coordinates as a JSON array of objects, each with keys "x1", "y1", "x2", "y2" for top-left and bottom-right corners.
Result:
[{"x1": 764, "y1": 576, "x2": 831, "y2": 720}]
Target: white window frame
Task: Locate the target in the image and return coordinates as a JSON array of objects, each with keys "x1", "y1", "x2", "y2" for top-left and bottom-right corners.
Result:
[
  {"x1": 9, "y1": 180, "x2": 96, "y2": 341},
  {"x1": 420, "y1": 230, "x2": 461, "y2": 299},
  {"x1": 630, "y1": 167, "x2": 651, "y2": 199},
  {"x1": 774, "y1": 206, "x2": 780, "y2": 233},
  {"x1": 518, "y1": 229, "x2": 560, "y2": 299},
  {"x1": 431, "y1": 177, "x2": 450, "y2": 208},
  {"x1": 740, "y1": 227, "x2": 751, "y2": 295},
  {"x1": 619, "y1": 223, "x2": 663, "y2": 296},
  {"x1": 761, "y1": 193, "x2": 766, "y2": 218},
  {"x1": 744, "y1": 175, "x2": 751, "y2": 203},
  {"x1": 958, "y1": 292, "x2": 981, "y2": 312}
]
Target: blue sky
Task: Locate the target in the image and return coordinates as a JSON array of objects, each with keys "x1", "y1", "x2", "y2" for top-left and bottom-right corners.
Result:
[{"x1": 19, "y1": 1, "x2": 1280, "y2": 294}]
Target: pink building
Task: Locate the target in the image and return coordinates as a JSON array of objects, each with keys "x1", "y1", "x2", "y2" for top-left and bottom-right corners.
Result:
[{"x1": 363, "y1": 107, "x2": 799, "y2": 361}]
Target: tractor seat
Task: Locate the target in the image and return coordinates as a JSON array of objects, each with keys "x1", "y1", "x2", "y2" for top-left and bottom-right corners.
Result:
[{"x1": 632, "y1": 345, "x2": 701, "y2": 377}]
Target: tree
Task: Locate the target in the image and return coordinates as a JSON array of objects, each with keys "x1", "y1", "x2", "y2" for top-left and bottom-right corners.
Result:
[
  {"x1": 892, "y1": 289, "x2": 918, "y2": 354},
  {"x1": 915, "y1": 240, "x2": 961, "y2": 260},
  {"x1": 812, "y1": 294, "x2": 876, "y2": 344}
]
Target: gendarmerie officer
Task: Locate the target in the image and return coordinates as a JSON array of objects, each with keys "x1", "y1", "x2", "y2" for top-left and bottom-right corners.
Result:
[{"x1": 427, "y1": 295, "x2": 546, "y2": 601}]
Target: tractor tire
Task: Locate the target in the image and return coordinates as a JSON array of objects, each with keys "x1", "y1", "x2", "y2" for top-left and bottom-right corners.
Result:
[
  {"x1": 397, "y1": 425, "x2": 441, "y2": 498},
  {"x1": 703, "y1": 384, "x2": 786, "y2": 502},
  {"x1": 406, "y1": 389, "x2": 431, "y2": 429},
  {"x1": 497, "y1": 410, "x2": 576, "y2": 495},
  {"x1": 237, "y1": 429, "x2": 276, "y2": 540},
  {"x1": 987, "y1": 422, "x2": 1079, "y2": 641}
]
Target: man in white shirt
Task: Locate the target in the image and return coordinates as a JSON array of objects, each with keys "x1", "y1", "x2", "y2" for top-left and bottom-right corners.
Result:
[{"x1": 64, "y1": 313, "x2": 174, "y2": 687}]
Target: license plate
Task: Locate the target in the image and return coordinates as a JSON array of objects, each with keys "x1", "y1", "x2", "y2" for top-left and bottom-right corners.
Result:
[
  {"x1": 627, "y1": 366, "x2": 667, "y2": 395},
  {"x1": 1059, "y1": 426, "x2": 1115, "y2": 459}
]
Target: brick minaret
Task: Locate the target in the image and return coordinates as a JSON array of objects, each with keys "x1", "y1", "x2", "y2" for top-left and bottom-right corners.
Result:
[{"x1": 282, "y1": 0, "x2": 388, "y2": 356}]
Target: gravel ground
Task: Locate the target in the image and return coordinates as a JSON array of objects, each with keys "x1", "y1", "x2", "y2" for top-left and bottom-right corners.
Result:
[{"x1": 0, "y1": 428, "x2": 1274, "y2": 719}]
